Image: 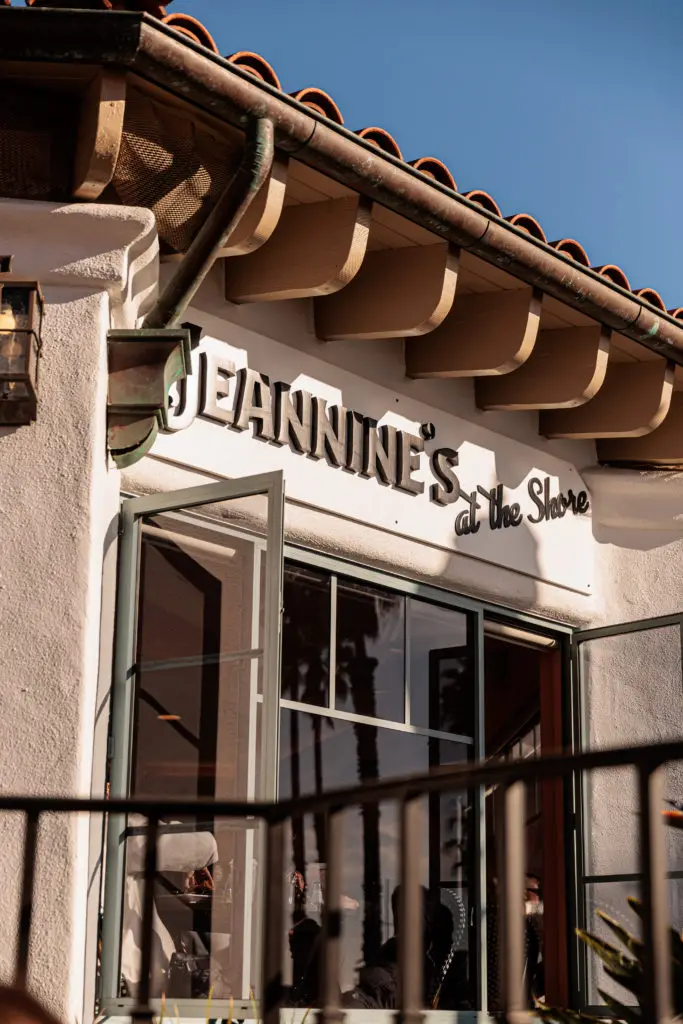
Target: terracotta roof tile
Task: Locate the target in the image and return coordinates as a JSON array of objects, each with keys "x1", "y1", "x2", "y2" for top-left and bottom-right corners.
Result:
[
  {"x1": 355, "y1": 126, "x2": 403, "y2": 160},
  {"x1": 463, "y1": 190, "x2": 502, "y2": 216},
  {"x1": 409, "y1": 157, "x2": 456, "y2": 191},
  {"x1": 594, "y1": 264, "x2": 632, "y2": 291},
  {"x1": 290, "y1": 88, "x2": 344, "y2": 125},
  {"x1": 162, "y1": 12, "x2": 217, "y2": 51},
  {"x1": 550, "y1": 238, "x2": 591, "y2": 267},
  {"x1": 228, "y1": 51, "x2": 281, "y2": 89},
  {"x1": 505, "y1": 213, "x2": 546, "y2": 243},
  {"x1": 634, "y1": 287, "x2": 666, "y2": 312}
]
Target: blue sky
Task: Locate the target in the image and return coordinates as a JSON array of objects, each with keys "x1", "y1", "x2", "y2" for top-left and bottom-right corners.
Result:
[{"x1": 176, "y1": 0, "x2": 683, "y2": 306}]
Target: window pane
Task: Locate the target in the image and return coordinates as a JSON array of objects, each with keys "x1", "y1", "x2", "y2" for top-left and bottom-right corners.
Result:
[
  {"x1": 279, "y1": 709, "x2": 475, "y2": 1009},
  {"x1": 335, "y1": 579, "x2": 405, "y2": 722},
  {"x1": 580, "y1": 626, "x2": 683, "y2": 876},
  {"x1": 281, "y1": 565, "x2": 330, "y2": 706},
  {"x1": 132, "y1": 523, "x2": 261, "y2": 801},
  {"x1": 582, "y1": 877, "x2": 683, "y2": 1009},
  {"x1": 124, "y1": 504, "x2": 268, "y2": 1002},
  {"x1": 583, "y1": 879, "x2": 640, "y2": 1008},
  {"x1": 408, "y1": 599, "x2": 474, "y2": 736}
]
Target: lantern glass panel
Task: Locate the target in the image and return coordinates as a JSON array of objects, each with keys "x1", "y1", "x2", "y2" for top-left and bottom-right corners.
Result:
[
  {"x1": 0, "y1": 331, "x2": 28, "y2": 377},
  {"x1": 0, "y1": 380, "x2": 30, "y2": 400},
  {"x1": 1, "y1": 286, "x2": 32, "y2": 329},
  {"x1": 0, "y1": 285, "x2": 40, "y2": 382}
]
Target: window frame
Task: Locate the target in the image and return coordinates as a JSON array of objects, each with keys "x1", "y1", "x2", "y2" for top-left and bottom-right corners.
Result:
[
  {"x1": 101, "y1": 508, "x2": 572, "y2": 1020},
  {"x1": 100, "y1": 473, "x2": 285, "y2": 1018},
  {"x1": 572, "y1": 614, "x2": 683, "y2": 1013}
]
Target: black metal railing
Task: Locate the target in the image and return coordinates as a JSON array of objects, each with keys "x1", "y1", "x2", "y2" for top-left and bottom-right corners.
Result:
[{"x1": 6, "y1": 738, "x2": 683, "y2": 1023}]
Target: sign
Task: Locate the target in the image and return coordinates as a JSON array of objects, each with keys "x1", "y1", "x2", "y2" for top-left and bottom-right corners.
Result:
[{"x1": 153, "y1": 322, "x2": 594, "y2": 594}]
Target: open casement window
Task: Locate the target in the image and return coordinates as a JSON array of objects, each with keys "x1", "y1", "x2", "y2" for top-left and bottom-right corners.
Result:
[
  {"x1": 100, "y1": 473, "x2": 284, "y2": 1019},
  {"x1": 573, "y1": 614, "x2": 683, "y2": 1013}
]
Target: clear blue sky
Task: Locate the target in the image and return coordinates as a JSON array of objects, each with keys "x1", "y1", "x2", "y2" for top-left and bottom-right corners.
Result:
[{"x1": 177, "y1": 0, "x2": 683, "y2": 307}]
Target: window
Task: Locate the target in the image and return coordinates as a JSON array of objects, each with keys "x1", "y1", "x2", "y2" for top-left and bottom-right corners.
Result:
[
  {"x1": 574, "y1": 617, "x2": 683, "y2": 1011},
  {"x1": 104, "y1": 485, "x2": 569, "y2": 1017},
  {"x1": 279, "y1": 564, "x2": 477, "y2": 1007}
]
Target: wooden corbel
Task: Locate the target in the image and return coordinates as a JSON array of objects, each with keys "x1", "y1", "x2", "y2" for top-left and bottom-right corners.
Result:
[
  {"x1": 597, "y1": 393, "x2": 683, "y2": 465},
  {"x1": 314, "y1": 243, "x2": 458, "y2": 341},
  {"x1": 224, "y1": 194, "x2": 372, "y2": 302},
  {"x1": 541, "y1": 359, "x2": 674, "y2": 439},
  {"x1": 73, "y1": 71, "x2": 127, "y2": 200},
  {"x1": 405, "y1": 286, "x2": 542, "y2": 377},
  {"x1": 476, "y1": 325, "x2": 611, "y2": 410},
  {"x1": 107, "y1": 327, "x2": 192, "y2": 468},
  {"x1": 217, "y1": 154, "x2": 288, "y2": 257}
]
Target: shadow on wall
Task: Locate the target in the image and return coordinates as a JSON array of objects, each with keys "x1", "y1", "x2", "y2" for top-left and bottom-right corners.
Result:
[
  {"x1": 0, "y1": 986, "x2": 65, "y2": 1024},
  {"x1": 592, "y1": 521, "x2": 683, "y2": 554}
]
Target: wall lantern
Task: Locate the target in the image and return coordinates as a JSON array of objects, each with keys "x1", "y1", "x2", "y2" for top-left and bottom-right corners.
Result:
[{"x1": 0, "y1": 256, "x2": 44, "y2": 426}]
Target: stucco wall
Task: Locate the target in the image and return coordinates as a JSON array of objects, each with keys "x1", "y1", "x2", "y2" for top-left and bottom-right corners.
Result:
[
  {"x1": 0, "y1": 201, "x2": 156, "y2": 1020},
  {"x1": 1, "y1": 199, "x2": 682, "y2": 1018}
]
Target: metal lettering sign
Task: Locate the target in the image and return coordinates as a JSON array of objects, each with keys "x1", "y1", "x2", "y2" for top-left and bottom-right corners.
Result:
[{"x1": 154, "y1": 329, "x2": 594, "y2": 593}]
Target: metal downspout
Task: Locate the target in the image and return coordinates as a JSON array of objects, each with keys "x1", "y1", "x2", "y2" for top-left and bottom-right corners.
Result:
[{"x1": 142, "y1": 115, "x2": 275, "y2": 329}]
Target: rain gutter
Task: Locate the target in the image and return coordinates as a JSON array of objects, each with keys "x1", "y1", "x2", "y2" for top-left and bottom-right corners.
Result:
[{"x1": 142, "y1": 115, "x2": 275, "y2": 328}]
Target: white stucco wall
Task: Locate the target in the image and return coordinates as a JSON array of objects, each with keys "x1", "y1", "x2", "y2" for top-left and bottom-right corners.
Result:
[
  {"x1": 1, "y1": 198, "x2": 682, "y2": 1018},
  {"x1": 0, "y1": 200, "x2": 157, "y2": 1020}
]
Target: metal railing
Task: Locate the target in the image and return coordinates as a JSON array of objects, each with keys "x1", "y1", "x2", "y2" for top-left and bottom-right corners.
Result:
[{"x1": 6, "y1": 738, "x2": 683, "y2": 1023}]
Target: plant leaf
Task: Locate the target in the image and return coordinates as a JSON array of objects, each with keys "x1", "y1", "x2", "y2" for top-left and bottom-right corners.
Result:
[
  {"x1": 603, "y1": 964, "x2": 642, "y2": 997},
  {"x1": 597, "y1": 909, "x2": 644, "y2": 960},
  {"x1": 577, "y1": 929, "x2": 640, "y2": 980},
  {"x1": 598, "y1": 987, "x2": 641, "y2": 1024}
]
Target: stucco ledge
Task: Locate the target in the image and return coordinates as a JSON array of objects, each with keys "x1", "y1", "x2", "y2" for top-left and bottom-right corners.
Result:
[
  {"x1": 0, "y1": 199, "x2": 159, "y2": 328},
  {"x1": 583, "y1": 465, "x2": 683, "y2": 531}
]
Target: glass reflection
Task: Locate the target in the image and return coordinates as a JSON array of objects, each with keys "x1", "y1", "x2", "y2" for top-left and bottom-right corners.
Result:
[
  {"x1": 125, "y1": 521, "x2": 262, "y2": 1001},
  {"x1": 409, "y1": 599, "x2": 474, "y2": 736},
  {"x1": 281, "y1": 565, "x2": 330, "y2": 706},
  {"x1": 279, "y1": 709, "x2": 475, "y2": 1009},
  {"x1": 335, "y1": 578, "x2": 405, "y2": 723}
]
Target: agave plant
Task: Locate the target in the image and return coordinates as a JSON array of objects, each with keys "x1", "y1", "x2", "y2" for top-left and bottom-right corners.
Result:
[
  {"x1": 536, "y1": 806, "x2": 683, "y2": 1023},
  {"x1": 537, "y1": 896, "x2": 683, "y2": 1023}
]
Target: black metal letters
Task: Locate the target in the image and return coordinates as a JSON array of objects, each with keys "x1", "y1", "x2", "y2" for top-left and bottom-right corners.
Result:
[{"x1": 190, "y1": 354, "x2": 591, "y2": 532}]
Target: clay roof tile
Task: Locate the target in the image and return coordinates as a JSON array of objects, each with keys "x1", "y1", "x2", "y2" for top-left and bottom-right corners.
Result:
[
  {"x1": 409, "y1": 157, "x2": 457, "y2": 191},
  {"x1": 634, "y1": 287, "x2": 666, "y2": 312},
  {"x1": 290, "y1": 88, "x2": 344, "y2": 125},
  {"x1": 506, "y1": 213, "x2": 546, "y2": 243},
  {"x1": 227, "y1": 51, "x2": 282, "y2": 89},
  {"x1": 594, "y1": 264, "x2": 632, "y2": 291},
  {"x1": 463, "y1": 190, "x2": 501, "y2": 217},
  {"x1": 162, "y1": 12, "x2": 218, "y2": 51},
  {"x1": 355, "y1": 127, "x2": 403, "y2": 160},
  {"x1": 550, "y1": 238, "x2": 591, "y2": 267}
]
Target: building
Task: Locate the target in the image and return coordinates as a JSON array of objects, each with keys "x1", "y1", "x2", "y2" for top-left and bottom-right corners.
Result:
[{"x1": 1, "y1": 2, "x2": 683, "y2": 1020}]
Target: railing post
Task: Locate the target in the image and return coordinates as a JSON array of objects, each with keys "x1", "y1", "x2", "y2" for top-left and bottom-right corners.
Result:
[
  {"x1": 500, "y1": 781, "x2": 530, "y2": 1024},
  {"x1": 397, "y1": 795, "x2": 424, "y2": 1024},
  {"x1": 318, "y1": 807, "x2": 345, "y2": 1024},
  {"x1": 14, "y1": 810, "x2": 39, "y2": 991},
  {"x1": 261, "y1": 817, "x2": 285, "y2": 1024},
  {"x1": 133, "y1": 815, "x2": 159, "y2": 1022},
  {"x1": 639, "y1": 763, "x2": 673, "y2": 1024}
]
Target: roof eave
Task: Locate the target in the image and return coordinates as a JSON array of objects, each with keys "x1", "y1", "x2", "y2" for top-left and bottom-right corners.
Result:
[{"x1": 1, "y1": 5, "x2": 681, "y2": 363}]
